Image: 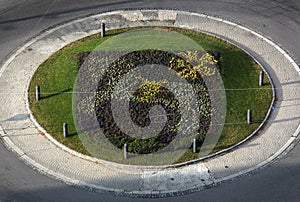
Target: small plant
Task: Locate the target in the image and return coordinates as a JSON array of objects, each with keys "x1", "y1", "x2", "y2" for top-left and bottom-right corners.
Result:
[
  {"x1": 169, "y1": 57, "x2": 197, "y2": 79},
  {"x1": 134, "y1": 79, "x2": 168, "y2": 102},
  {"x1": 169, "y1": 51, "x2": 220, "y2": 79}
]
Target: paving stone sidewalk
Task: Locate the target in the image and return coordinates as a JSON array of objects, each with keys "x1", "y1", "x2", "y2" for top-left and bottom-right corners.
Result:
[{"x1": 0, "y1": 10, "x2": 299, "y2": 197}]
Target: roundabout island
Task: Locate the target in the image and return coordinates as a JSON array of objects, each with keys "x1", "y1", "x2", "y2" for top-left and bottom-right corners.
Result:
[
  {"x1": 0, "y1": 10, "x2": 299, "y2": 198},
  {"x1": 28, "y1": 26, "x2": 272, "y2": 166}
]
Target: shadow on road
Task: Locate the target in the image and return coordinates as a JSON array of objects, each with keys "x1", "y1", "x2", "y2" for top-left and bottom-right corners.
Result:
[{"x1": 0, "y1": 0, "x2": 143, "y2": 25}]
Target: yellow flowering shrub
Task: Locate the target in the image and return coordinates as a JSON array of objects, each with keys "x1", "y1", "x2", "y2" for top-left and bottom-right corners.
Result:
[
  {"x1": 169, "y1": 57, "x2": 197, "y2": 79},
  {"x1": 169, "y1": 51, "x2": 219, "y2": 79},
  {"x1": 135, "y1": 79, "x2": 168, "y2": 102}
]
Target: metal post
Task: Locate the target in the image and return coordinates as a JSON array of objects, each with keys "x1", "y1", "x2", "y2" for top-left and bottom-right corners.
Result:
[
  {"x1": 101, "y1": 23, "x2": 105, "y2": 38},
  {"x1": 124, "y1": 143, "x2": 128, "y2": 159},
  {"x1": 247, "y1": 109, "x2": 252, "y2": 124},
  {"x1": 193, "y1": 138, "x2": 197, "y2": 153},
  {"x1": 36, "y1": 85, "x2": 40, "y2": 101},
  {"x1": 63, "y1": 123, "x2": 68, "y2": 138},
  {"x1": 259, "y1": 71, "x2": 264, "y2": 86}
]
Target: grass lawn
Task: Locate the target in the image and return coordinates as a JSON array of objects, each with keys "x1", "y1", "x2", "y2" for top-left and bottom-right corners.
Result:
[{"x1": 28, "y1": 27, "x2": 273, "y2": 164}]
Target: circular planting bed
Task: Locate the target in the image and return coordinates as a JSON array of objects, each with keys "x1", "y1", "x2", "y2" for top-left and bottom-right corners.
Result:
[
  {"x1": 28, "y1": 27, "x2": 273, "y2": 165},
  {"x1": 94, "y1": 50, "x2": 212, "y2": 154}
]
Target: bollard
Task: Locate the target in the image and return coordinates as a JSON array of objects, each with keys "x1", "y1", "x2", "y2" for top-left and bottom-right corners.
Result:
[
  {"x1": 247, "y1": 109, "x2": 252, "y2": 124},
  {"x1": 193, "y1": 138, "x2": 197, "y2": 153},
  {"x1": 259, "y1": 71, "x2": 264, "y2": 86},
  {"x1": 101, "y1": 23, "x2": 106, "y2": 38},
  {"x1": 36, "y1": 85, "x2": 40, "y2": 101},
  {"x1": 63, "y1": 123, "x2": 68, "y2": 138},
  {"x1": 124, "y1": 143, "x2": 128, "y2": 159}
]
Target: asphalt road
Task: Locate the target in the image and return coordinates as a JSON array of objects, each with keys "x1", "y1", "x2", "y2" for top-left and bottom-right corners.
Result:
[{"x1": 0, "y1": 0, "x2": 300, "y2": 201}]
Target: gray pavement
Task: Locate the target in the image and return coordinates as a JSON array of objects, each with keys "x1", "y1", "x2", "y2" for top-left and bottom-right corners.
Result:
[{"x1": 0, "y1": 10, "x2": 299, "y2": 198}]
